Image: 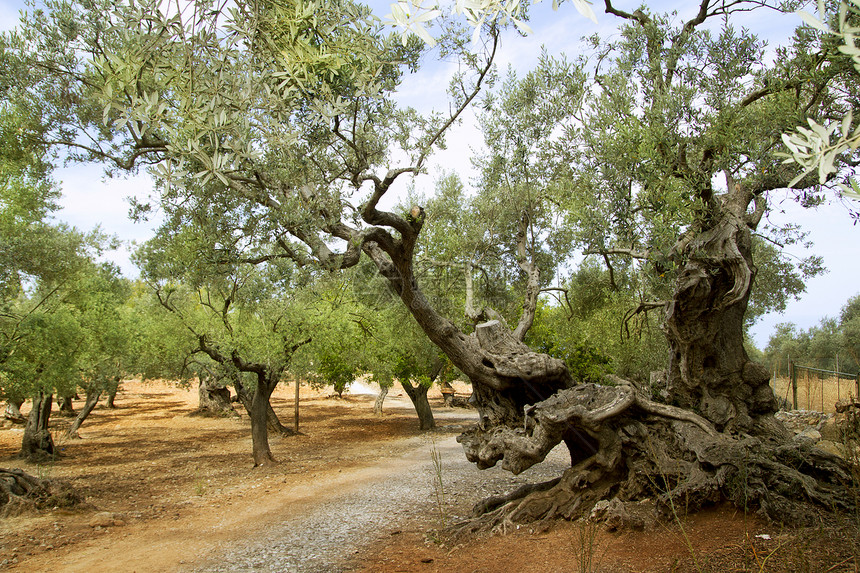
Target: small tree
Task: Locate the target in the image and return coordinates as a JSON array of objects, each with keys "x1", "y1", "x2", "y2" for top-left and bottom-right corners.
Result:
[{"x1": 136, "y1": 231, "x2": 313, "y2": 466}]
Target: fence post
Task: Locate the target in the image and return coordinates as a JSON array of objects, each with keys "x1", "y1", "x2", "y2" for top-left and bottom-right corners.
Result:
[
  {"x1": 856, "y1": 373, "x2": 859, "y2": 401},
  {"x1": 790, "y1": 361, "x2": 798, "y2": 410}
]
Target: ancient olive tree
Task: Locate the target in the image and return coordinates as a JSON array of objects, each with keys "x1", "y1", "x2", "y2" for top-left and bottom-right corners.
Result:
[{"x1": 448, "y1": 0, "x2": 858, "y2": 530}]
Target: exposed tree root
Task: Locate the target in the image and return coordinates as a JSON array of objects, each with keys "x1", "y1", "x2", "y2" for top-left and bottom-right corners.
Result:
[
  {"x1": 454, "y1": 381, "x2": 854, "y2": 536},
  {"x1": 0, "y1": 468, "x2": 82, "y2": 518}
]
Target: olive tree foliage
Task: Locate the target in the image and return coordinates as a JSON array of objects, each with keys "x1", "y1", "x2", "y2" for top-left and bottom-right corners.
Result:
[
  {"x1": 384, "y1": 0, "x2": 598, "y2": 47},
  {"x1": 781, "y1": 0, "x2": 860, "y2": 198},
  {"x1": 135, "y1": 227, "x2": 315, "y2": 466},
  {"x1": 1, "y1": 94, "x2": 134, "y2": 444}
]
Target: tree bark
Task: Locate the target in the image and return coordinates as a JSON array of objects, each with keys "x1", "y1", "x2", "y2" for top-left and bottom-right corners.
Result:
[
  {"x1": 231, "y1": 373, "x2": 293, "y2": 435},
  {"x1": 196, "y1": 375, "x2": 236, "y2": 417},
  {"x1": 20, "y1": 391, "x2": 55, "y2": 462},
  {"x1": 250, "y1": 376, "x2": 278, "y2": 467},
  {"x1": 373, "y1": 384, "x2": 389, "y2": 415},
  {"x1": 456, "y1": 379, "x2": 851, "y2": 532},
  {"x1": 4, "y1": 399, "x2": 25, "y2": 422},
  {"x1": 57, "y1": 394, "x2": 76, "y2": 417},
  {"x1": 663, "y1": 188, "x2": 776, "y2": 433},
  {"x1": 66, "y1": 388, "x2": 101, "y2": 438},
  {"x1": 399, "y1": 380, "x2": 435, "y2": 430}
]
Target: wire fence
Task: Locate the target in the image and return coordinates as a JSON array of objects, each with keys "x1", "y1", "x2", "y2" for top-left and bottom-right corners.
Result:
[{"x1": 770, "y1": 362, "x2": 860, "y2": 413}]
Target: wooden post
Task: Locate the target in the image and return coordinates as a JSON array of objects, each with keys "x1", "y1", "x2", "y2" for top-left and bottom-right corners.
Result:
[
  {"x1": 790, "y1": 361, "x2": 798, "y2": 410},
  {"x1": 837, "y1": 354, "x2": 841, "y2": 402},
  {"x1": 856, "y1": 373, "x2": 859, "y2": 401},
  {"x1": 294, "y1": 379, "x2": 300, "y2": 434}
]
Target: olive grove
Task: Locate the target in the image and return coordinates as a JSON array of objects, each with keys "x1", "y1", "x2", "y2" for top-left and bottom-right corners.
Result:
[{"x1": 2, "y1": 0, "x2": 859, "y2": 529}]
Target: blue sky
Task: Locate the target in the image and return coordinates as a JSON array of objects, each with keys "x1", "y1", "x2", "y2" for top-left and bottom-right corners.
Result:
[{"x1": 1, "y1": 0, "x2": 857, "y2": 349}]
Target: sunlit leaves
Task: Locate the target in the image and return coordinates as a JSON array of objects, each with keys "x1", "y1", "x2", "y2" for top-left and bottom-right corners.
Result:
[
  {"x1": 384, "y1": 0, "x2": 598, "y2": 47},
  {"x1": 782, "y1": 0, "x2": 860, "y2": 197},
  {"x1": 386, "y1": 0, "x2": 441, "y2": 46}
]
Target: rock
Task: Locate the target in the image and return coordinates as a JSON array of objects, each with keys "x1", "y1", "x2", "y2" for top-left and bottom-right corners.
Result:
[
  {"x1": 88, "y1": 511, "x2": 125, "y2": 528},
  {"x1": 820, "y1": 419, "x2": 842, "y2": 442},
  {"x1": 795, "y1": 427, "x2": 821, "y2": 443},
  {"x1": 816, "y1": 440, "x2": 845, "y2": 458}
]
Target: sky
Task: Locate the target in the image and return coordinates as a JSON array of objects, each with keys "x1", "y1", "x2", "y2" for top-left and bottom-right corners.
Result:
[{"x1": 1, "y1": 0, "x2": 857, "y2": 350}]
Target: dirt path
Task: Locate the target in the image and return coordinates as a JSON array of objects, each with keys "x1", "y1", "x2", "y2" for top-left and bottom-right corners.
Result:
[{"x1": 184, "y1": 435, "x2": 570, "y2": 573}]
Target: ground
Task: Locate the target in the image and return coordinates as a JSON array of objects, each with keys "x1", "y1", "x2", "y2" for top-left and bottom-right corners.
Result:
[{"x1": 0, "y1": 380, "x2": 857, "y2": 572}]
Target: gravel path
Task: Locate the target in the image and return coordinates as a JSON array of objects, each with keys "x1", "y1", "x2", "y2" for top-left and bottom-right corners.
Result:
[{"x1": 185, "y1": 407, "x2": 569, "y2": 572}]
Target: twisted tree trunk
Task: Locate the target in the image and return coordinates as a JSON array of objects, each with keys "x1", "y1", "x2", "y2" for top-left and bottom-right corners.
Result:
[
  {"x1": 450, "y1": 186, "x2": 851, "y2": 532},
  {"x1": 4, "y1": 399, "x2": 25, "y2": 422},
  {"x1": 20, "y1": 391, "x2": 55, "y2": 462},
  {"x1": 663, "y1": 190, "x2": 776, "y2": 434}
]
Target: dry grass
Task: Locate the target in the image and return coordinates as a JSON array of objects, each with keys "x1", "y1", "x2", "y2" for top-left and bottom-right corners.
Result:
[{"x1": 771, "y1": 375, "x2": 859, "y2": 412}]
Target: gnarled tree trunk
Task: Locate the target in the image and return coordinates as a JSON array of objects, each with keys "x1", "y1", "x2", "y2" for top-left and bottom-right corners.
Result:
[
  {"x1": 4, "y1": 399, "x2": 25, "y2": 423},
  {"x1": 20, "y1": 391, "x2": 55, "y2": 462},
  {"x1": 451, "y1": 187, "x2": 851, "y2": 532},
  {"x1": 57, "y1": 394, "x2": 76, "y2": 417},
  {"x1": 197, "y1": 374, "x2": 236, "y2": 417},
  {"x1": 663, "y1": 191, "x2": 776, "y2": 434}
]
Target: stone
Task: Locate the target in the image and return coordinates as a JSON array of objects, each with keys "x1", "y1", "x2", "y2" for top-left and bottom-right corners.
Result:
[
  {"x1": 88, "y1": 511, "x2": 125, "y2": 528},
  {"x1": 816, "y1": 440, "x2": 845, "y2": 458},
  {"x1": 795, "y1": 427, "x2": 821, "y2": 443},
  {"x1": 820, "y1": 419, "x2": 842, "y2": 442}
]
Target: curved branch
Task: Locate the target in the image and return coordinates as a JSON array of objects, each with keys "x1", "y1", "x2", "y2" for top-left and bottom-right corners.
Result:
[{"x1": 584, "y1": 247, "x2": 650, "y2": 260}]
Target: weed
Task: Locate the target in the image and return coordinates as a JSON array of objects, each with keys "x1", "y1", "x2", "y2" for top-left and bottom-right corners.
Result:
[
  {"x1": 572, "y1": 518, "x2": 601, "y2": 573},
  {"x1": 193, "y1": 468, "x2": 207, "y2": 496},
  {"x1": 429, "y1": 434, "x2": 446, "y2": 528}
]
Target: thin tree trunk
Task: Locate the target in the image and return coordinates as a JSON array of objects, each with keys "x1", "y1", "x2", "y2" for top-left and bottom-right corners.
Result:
[
  {"x1": 250, "y1": 378, "x2": 277, "y2": 467},
  {"x1": 66, "y1": 388, "x2": 101, "y2": 438},
  {"x1": 20, "y1": 391, "x2": 55, "y2": 461},
  {"x1": 400, "y1": 380, "x2": 435, "y2": 430},
  {"x1": 105, "y1": 380, "x2": 119, "y2": 408},
  {"x1": 373, "y1": 384, "x2": 389, "y2": 415},
  {"x1": 294, "y1": 378, "x2": 300, "y2": 433},
  {"x1": 232, "y1": 374, "x2": 292, "y2": 435}
]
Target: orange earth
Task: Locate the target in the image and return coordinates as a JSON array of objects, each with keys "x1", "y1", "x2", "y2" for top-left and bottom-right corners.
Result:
[{"x1": 0, "y1": 380, "x2": 856, "y2": 572}]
